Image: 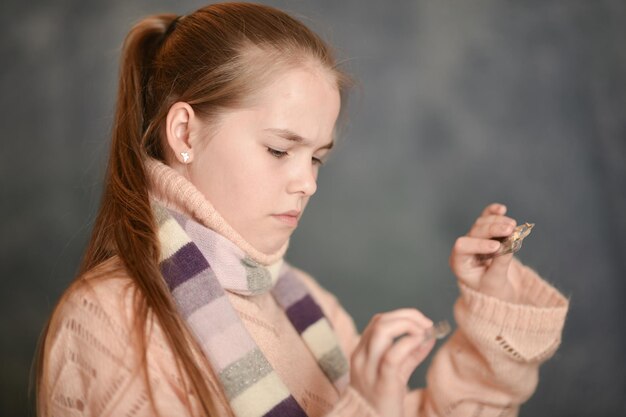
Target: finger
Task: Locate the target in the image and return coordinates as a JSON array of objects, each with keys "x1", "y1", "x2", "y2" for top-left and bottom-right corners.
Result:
[
  {"x1": 481, "y1": 203, "x2": 507, "y2": 217},
  {"x1": 378, "y1": 333, "x2": 428, "y2": 381},
  {"x1": 363, "y1": 309, "x2": 433, "y2": 359},
  {"x1": 372, "y1": 308, "x2": 433, "y2": 329},
  {"x1": 469, "y1": 222, "x2": 517, "y2": 239},
  {"x1": 473, "y1": 215, "x2": 517, "y2": 227},
  {"x1": 364, "y1": 318, "x2": 431, "y2": 383},
  {"x1": 350, "y1": 344, "x2": 366, "y2": 375},
  {"x1": 398, "y1": 338, "x2": 436, "y2": 383},
  {"x1": 485, "y1": 252, "x2": 514, "y2": 278},
  {"x1": 365, "y1": 317, "x2": 427, "y2": 364},
  {"x1": 453, "y1": 236, "x2": 501, "y2": 257},
  {"x1": 479, "y1": 253, "x2": 515, "y2": 299}
]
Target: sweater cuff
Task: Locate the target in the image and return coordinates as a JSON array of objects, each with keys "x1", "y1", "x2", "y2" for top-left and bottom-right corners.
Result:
[
  {"x1": 456, "y1": 269, "x2": 569, "y2": 363},
  {"x1": 326, "y1": 386, "x2": 380, "y2": 417}
]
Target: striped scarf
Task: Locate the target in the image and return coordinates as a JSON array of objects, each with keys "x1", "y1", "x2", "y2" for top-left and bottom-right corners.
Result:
[{"x1": 152, "y1": 201, "x2": 350, "y2": 417}]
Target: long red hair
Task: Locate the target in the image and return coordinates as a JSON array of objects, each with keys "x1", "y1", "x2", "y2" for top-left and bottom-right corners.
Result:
[{"x1": 35, "y1": 3, "x2": 350, "y2": 416}]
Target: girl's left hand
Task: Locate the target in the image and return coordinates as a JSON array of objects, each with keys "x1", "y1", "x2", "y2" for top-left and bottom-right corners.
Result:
[{"x1": 449, "y1": 203, "x2": 520, "y2": 302}]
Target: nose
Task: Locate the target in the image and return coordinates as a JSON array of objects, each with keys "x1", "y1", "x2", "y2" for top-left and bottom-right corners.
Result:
[{"x1": 287, "y1": 160, "x2": 318, "y2": 197}]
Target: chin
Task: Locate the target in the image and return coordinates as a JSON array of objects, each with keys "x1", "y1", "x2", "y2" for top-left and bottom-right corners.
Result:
[
  {"x1": 262, "y1": 241, "x2": 287, "y2": 255},
  {"x1": 256, "y1": 235, "x2": 290, "y2": 255}
]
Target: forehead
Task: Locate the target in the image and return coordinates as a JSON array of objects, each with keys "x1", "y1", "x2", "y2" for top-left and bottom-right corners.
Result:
[{"x1": 249, "y1": 67, "x2": 341, "y2": 143}]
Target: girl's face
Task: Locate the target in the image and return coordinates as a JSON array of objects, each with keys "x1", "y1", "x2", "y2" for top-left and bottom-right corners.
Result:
[{"x1": 186, "y1": 67, "x2": 341, "y2": 254}]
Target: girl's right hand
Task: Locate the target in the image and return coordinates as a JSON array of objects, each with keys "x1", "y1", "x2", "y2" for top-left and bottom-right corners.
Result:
[{"x1": 349, "y1": 309, "x2": 436, "y2": 417}]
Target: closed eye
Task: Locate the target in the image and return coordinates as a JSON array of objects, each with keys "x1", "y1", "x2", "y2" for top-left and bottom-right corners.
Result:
[
  {"x1": 268, "y1": 147, "x2": 325, "y2": 167},
  {"x1": 267, "y1": 147, "x2": 288, "y2": 158}
]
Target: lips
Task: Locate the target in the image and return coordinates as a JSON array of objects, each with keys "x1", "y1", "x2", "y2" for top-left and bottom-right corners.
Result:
[{"x1": 273, "y1": 210, "x2": 301, "y2": 227}]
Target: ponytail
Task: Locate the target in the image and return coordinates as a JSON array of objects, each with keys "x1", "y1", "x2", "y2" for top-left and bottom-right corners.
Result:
[
  {"x1": 36, "y1": 14, "x2": 226, "y2": 417},
  {"x1": 80, "y1": 13, "x2": 228, "y2": 416}
]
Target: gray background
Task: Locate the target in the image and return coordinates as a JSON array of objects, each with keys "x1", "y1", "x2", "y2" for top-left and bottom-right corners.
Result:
[{"x1": 2, "y1": 1, "x2": 625, "y2": 416}]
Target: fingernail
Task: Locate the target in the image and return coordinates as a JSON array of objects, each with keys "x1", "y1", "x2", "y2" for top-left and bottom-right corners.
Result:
[{"x1": 489, "y1": 241, "x2": 500, "y2": 250}]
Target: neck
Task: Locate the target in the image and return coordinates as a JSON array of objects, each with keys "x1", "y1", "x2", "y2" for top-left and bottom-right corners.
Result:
[{"x1": 144, "y1": 157, "x2": 289, "y2": 266}]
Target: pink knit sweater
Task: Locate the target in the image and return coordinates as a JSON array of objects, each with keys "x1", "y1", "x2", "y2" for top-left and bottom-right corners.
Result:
[{"x1": 40, "y1": 161, "x2": 569, "y2": 417}]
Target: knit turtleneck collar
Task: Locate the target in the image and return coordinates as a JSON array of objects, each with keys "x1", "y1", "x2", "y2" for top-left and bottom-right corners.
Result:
[
  {"x1": 157, "y1": 204, "x2": 285, "y2": 295},
  {"x1": 144, "y1": 157, "x2": 289, "y2": 266}
]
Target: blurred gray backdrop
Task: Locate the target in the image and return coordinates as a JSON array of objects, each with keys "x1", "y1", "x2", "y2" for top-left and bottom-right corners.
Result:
[{"x1": 2, "y1": 1, "x2": 625, "y2": 416}]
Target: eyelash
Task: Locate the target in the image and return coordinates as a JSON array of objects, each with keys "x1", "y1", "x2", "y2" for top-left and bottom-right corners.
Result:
[
  {"x1": 266, "y1": 147, "x2": 324, "y2": 166},
  {"x1": 267, "y1": 147, "x2": 288, "y2": 159}
]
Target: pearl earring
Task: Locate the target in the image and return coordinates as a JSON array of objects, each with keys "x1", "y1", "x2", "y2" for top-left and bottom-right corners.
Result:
[{"x1": 181, "y1": 152, "x2": 190, "y2": 163}]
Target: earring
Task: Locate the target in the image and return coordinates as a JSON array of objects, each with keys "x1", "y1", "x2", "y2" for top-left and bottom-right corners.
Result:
[{"x1": 181, "y1": 151, "x2": 190, "y2": 163}]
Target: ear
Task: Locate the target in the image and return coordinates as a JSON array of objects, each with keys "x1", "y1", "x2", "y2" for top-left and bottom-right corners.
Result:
[{"x1": 165, "y1": 102, "x2": 196, "y2": 165}]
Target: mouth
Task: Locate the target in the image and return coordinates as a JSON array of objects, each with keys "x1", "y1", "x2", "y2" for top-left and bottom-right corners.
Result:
[{"x1": 272, "y1": 210, "x2": 301, "y2": 227}]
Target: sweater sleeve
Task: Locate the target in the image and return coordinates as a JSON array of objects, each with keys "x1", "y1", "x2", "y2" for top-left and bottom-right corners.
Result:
[
  {"x1": 294, "y1": 260, "x2": 569, "y2": 417},
  {"x1": 413, "y1": 261, "x2": 569, "y2": 417}
]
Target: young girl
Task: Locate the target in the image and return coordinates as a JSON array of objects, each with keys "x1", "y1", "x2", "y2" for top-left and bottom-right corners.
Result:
[{"x1": 36, "y1": 3, "x2": 569, "y2": 417}]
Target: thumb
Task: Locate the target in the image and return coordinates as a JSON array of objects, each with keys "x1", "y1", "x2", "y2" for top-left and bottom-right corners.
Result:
[
  {"x1": 398, "y1": 339, "x2": 435, "y2": 383},
  {"x1": 481, "y1": 252, "x2": 513, "y2": 289}
]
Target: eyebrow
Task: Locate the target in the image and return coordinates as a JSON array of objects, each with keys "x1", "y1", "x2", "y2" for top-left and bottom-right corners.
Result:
[{"x1": 263, "y1": 128, "x2": 335, "y2": 151}]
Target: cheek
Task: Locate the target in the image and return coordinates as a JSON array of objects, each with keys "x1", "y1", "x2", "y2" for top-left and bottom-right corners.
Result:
[
  {"x1": 194, "y1": 139, "x2": 288, "y2": 225},
  {"x1": 224, "y1": 154, "x2": 281, "y2": 212}
]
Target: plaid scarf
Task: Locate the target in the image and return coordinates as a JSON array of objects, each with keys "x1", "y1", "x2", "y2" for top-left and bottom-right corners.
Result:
[{"x1": 152, "y1": 201, "x2": 349, "y2": 417}]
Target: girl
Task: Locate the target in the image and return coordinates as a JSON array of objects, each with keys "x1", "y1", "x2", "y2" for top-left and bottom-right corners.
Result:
[{"x1": 36, "y1": 3, "x2": 569, "y2": 417}]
